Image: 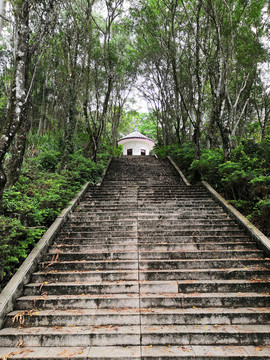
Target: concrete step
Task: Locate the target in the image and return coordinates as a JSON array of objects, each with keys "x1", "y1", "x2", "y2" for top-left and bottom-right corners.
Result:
[
  {"x1": 23, "y1": 279, "x2": 270, "y2": 295},
  {"x1": 1, "y1": 345, "x2": 269, "y2": 359},
  {"x1": 31, "y1": 268, "x2": 270, "y2": 284},
  {"x1": 38, "y1": 258, "x2": 269, "y2": 272},
  {"x1": 15, "y1": 292, "x2": 270, "y2": 311},
  {"x1": 31, "y1": 270, "x2": 139, "y2": 283},
  {"x1": 1, "y1": 323, "x2": 269, "y2": 347},
  {"x1": 15, "y1": 294, "x2": 140, "y2": 310},
  {"x1": 43, "y1": 249, "x2": 264, "y2": 262},
  {"x1": 140, "y1": 324, "x2": 270, "y2": 345},
  {"x1": 39, "y1": 259, "x2": 139, "y2": 271},
  {"x1": 0, "y1": 325, "x2": 141, "y2": 347},
  {"x1": 139, "y1": 268, "x2": 270, "y2": 281},
  {"x1": 139, "y1": 250, "x2": 264, "y2": 260},
  {"x1": 140, "y1": 292, "x2": 270, "y2": 309},
  {"x1": 6, "y1": 307, "x2": 269, "y2": 328},
  {"x1": 50, "y1": 242, "x2": 257, "y2": 252},
  {"x1": 140, "y1": 258, "x2": 270, "y2": 270},
  {"x1": 24, "y1": 281, "x2": 140, "y2": 295},
  {"x1": 55, "y1": 235, "x2": 251, "y2": 245}
]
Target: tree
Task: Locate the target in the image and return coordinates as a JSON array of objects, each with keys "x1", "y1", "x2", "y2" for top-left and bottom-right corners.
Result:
[{"x1": 0, "y1": 0, "x2": 59, "y2": 204}]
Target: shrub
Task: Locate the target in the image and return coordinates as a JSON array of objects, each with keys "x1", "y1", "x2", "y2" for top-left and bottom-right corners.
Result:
[
  {"x1": 0, "y1": 216, "x2": 45, "y2": 288},
  {"x1": 36, "y1": 150, "x2": 61, "y2": 172},
  {"x1": 189, "y1": 148, "x2": 224, "y2": 186},
  {"x1": 155, "y1": 143, "x2": 196, "y2": 173}
]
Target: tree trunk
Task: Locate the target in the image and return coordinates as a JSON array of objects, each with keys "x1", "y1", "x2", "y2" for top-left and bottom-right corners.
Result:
[
  {"x1": 0, "y1": 1, "x2": 29, "y2": 209},
  {"x1": 6, "y1": 119, "x2": 30, "y2": 188},
  {"x1": 0, "y1": 0, "x2": 8, "y2": 34}
]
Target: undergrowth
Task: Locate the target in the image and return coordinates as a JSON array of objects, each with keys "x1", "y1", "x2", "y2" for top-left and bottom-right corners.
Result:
[
  {"x1": 0, "y1": 137, "x2": 110, "y2": 290},
  {"x1": 156, "y1": 137, "x2": 270, "y2": 237}
]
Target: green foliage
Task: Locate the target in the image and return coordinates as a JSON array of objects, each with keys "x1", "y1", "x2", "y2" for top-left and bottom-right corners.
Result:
[
  {"x1": 102, "y1": 144, "x2": 123, "y2": 159},
  {"x1": 66, "y1": 154, "x2": 104, "y2": 183},
  {"x1": 1, "y1": 146, "x2": 107, "y2": 289},
  {"x1": 158, "y1": 139, "x2": 270, "y2": 236},
  {"x1": 0, "y1": 216, "x2": 45, "y2": 286},
  {"x1": 36, "y1": 150, "x2": 61, "y2": 171},
  {"x1": 190, "y1": 148, "x2": 224, "y2": 185},
  {"x1": 155, "y1": 142, "x2": 196, "y2": 171}
]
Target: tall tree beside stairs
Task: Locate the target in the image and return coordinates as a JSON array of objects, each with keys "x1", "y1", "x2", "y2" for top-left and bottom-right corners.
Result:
[
  {"x1": 0, "y1": 0, "x2": 30, "y2": 207},
  {"x1": 0, "y1": 0, "x2": 58, "y2": 203}
]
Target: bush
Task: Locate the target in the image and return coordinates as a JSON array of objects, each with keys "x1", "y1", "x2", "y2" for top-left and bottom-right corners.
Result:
[
  {"x1": 0, "y1": 216, "x2": 45, "y2": 288},
  {"x1": 36, "y1": 150, "x2": 61, "y2": 172},
  {"x1": 67, "y1": 154, "x2": 104, "y2": 184},
  {"x1": 155, "y1": 142, "x2": 195, "y2": 173},
  {"x1": 189, "y1": 148, "x2": 224, "y2": 186},
  {"x1": 1, "y1": 148, "x2": 107, "y2": 287}
]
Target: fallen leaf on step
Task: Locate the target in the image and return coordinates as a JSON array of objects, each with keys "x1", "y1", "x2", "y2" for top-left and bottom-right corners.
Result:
[
  {"x1": 57, "y1": 350, "x2": 67, "y2": 355},
  {"x1": 17, "y1": 339, "x2": 24, "y2": 348}
]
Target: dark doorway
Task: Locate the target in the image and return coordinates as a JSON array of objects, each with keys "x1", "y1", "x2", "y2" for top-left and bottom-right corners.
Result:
[
  {"x1": 127, "y1": 149, "x2": 133, "y2": 155},
  {"x1": 141, "y1": 149, "x2": 146, "y2": 155}
]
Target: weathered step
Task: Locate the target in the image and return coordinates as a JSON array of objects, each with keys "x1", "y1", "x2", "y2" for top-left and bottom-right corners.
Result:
[
  {"x1": 139, "y1": 249, "x2": 264, "y2": 260},
  {"x1": 139, "y1": 219, "x2": 236, "y2": 226},
  {"x1": 16, "y1": 292, "x2": 270, "y2": 311},
  {"x1": 39, "y1": 260, "x2": 138, "y2": 271},
  {"x1": 140, "y1": 345, "x2": 270, "y2": 358},
  {"x1": 72, "y1": 213, "x2": 231, "y2": 221},
  {"x1": 24, "y1": 281, "x2": 140, "y2": 295},
  {"x1": 139, "y1": 258, "x2": 270, "y2": 270},
  {"x1": 15, "y1": 294, "x2": 140, "y2": 310},
  {"x1": 7, "y1": 307, "x2": 269, "y2": 328},
  {"x1": 174, "y1": 279, "x2": 270, "y2": 293},
  {"x1": 56, "y1": 237, "x2": 137, "y2": 245},
  {"x1": 139, "y1": 242, "x2": 257, "y2": 251},
  {"x1": 23, "y1": 279, "x2": 270, "y2": 296},
  {"x1": 140, "y1": 292, "x2": 270, "y2": 309},
  {"x1": 1, "y1": 345, "x2": 270, "y2": 359},
  {"x1": 138, "y1": 230, "x2": 248, "y2": 237},
  {"x1": 5, "y1": 309, "x2": 141, "y2": 327},
  {"x1": 58, "y1": 231, "x2": 137, "y2": 238},
  {"x1": 138, "y1": 234, "x2": 251, "y2": 243},
  {"x1": 0, "y1": 346, "x2": 142, "y2": 359},
  {"x1": 139, "y1": 308, "x2": 270, "y2": 326},
  {"x1": 62, "y1": 224, "x2": 136, "y2": 231},
  {"x1": 0, "y1": 325, "x2": 141, "y2": 347},
  {"x1": 50, "y1": 241, "x2": 257, "y2": 253},
  {"x1": 141, "y1": 324, "x2": 270, "y2": 345},
  {"x1": 139, "y1": 268, "x2": 270, "y2": 281},
  {"x1": 138, "y1": 225, "x2": 242, "y2": 232},
  {"x1": 44, "y1": 249, "x2": 264, "y2": 262},
  {"x1": 52, "y1": 243, "x2": 138, "y2": 252},
  {"x1": 45, "y1": 251, "x2": 138, "y2": 261},
  {"x1": 31, "y1": 270, "x2": 139, "y2": 282}
]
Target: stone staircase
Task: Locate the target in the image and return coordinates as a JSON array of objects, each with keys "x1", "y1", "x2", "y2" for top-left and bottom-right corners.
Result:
[{"x1": 0, "y1": 156, "x2": 270, "y2": 359}]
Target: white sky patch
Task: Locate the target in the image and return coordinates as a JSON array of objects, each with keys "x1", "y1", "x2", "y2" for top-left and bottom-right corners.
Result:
[{"x1": 126, "y1": 87, "x2": 150, "y2": 113}]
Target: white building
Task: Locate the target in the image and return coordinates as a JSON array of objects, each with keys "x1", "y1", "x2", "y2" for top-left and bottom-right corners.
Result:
[{"x1": 118, "y1": 126, "x2": 155, "y2": 156}]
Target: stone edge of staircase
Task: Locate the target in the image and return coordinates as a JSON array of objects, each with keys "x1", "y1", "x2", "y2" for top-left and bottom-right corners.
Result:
[
  {"x1": 202, "y1": 180, "x2": 270, "y2": 256},
  {"x1": 167, "y1": 156, "x2": 191, "y2": 186},
  {"x1": 167, "y1": 156, "x2": 270, "y2": 256},
  {"x1": 0, "y1": 157, "x2": 112, "y2": 329}
]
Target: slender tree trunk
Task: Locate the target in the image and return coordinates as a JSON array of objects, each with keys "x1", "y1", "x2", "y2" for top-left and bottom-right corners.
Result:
[
  {"x1": 6, "y1": 119, "x2": 30, "y2": 188},
  {"x1": 0, "y1": 0, "x2": 7, "y2": 34},
  {"x1": 0, "y1": 1, "x2": 29, "y2": 209}
]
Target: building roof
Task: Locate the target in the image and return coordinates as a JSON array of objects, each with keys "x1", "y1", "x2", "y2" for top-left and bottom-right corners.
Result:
[{"x1": 118, "y1": 126, "x2": 155, "y2": 144}]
